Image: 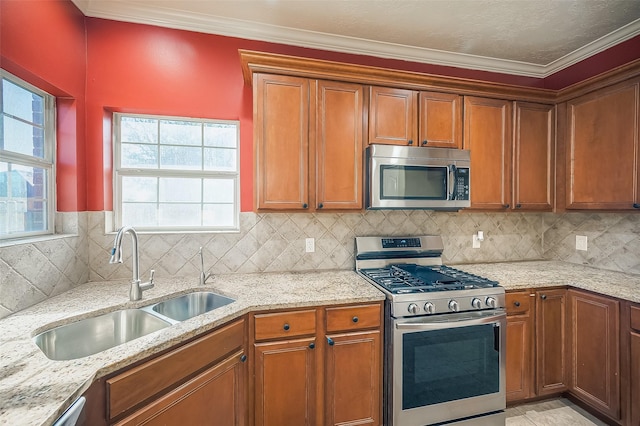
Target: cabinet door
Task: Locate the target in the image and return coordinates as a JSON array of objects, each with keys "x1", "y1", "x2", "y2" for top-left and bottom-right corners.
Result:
[
  {"x1": 115, "y1": 352, "x2": 246, "y2": 426},
  {"x1": 418, "y1": 92, "x2": 462, "y2": 148},
  {"x1": 254, "y1": 338, "x2": 316, "y2": 426},
  {"x1": 325, "y1": 331, "x2": 381, "y2": 426},
  {"x1": 505, "y1": 292, "x2": 534, "y2": 402},
  {"x1": 566, "y1": 79, "x2": 640, "y2": 210},
  {"x1": 463, "y1": 96, "x2": 512, "y2": 210},
  {"x1": 315, "y1": 80, "x2": 364, "y2": 210},
  {"x1": 535, "y1": 289, "x2": 568, "y2": 396},
  {"x1": 568, "y1": 290, "x2": 620, "y2": 420},
  {"x1": 368, "y1": 86, "x2": 417, "y2": 146},
  {"x1": 254, "y1": 74, "x2": 310, "y2": 210},
  {"x1": 631, "y1": 331, "x2": 640, "y2": 426},
  {"x1": 513, "y1": 102, "x2": 554, "y2": 211}
]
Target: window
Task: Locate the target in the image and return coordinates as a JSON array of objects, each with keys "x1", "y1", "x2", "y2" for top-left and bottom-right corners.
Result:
[
  {"x1": 0, "y1": 71, "x2": 55, "y2": 240},
  {"x1": 113, "y1": 114, "x2": 239, "y2": 231}
]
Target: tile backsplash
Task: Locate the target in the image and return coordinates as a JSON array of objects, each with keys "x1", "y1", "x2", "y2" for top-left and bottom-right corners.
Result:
[{"x1": 1, "y1": 209, "x2": 638, "y2": 319}]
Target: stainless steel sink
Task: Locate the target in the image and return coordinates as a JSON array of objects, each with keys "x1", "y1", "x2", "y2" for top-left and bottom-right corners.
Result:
[
  {"x1": 34, "y1": 309, "x2": 171, "y2": 361},
  {"x1": 150, "y1": 292, "x2": 235, "y2": 322}
]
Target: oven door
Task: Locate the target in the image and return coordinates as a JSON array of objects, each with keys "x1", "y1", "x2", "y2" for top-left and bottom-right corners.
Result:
[{"x1": 392, "y1": 310, "x2": 506, "y2": 426}]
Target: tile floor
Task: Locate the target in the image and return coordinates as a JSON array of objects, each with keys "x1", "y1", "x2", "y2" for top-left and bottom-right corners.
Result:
[{"x1": 506, "y1": 398, "x2": 609, "y2": 425}]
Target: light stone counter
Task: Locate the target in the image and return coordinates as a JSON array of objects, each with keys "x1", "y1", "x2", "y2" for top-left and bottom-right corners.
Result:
[
  {"x1": 0, "y1": 270, "x2": 384, "y2": 426},
  {"x1": 455, "y1": 260, "x2": 640, "y2": 303}
]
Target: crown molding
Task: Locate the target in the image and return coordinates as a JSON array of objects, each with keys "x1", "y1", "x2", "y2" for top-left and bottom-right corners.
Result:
[{"x1": 74, "y1": 0, "x2": 640, "y2": 79}]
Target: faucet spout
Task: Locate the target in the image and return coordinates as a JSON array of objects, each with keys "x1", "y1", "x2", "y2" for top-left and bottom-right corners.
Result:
[{"x1": 110, "y1": 226, "x2": 154, "y2": 301}]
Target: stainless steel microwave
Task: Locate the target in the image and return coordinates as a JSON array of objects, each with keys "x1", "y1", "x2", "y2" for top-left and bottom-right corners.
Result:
[{"x1": 366, "y1": 144, "x2": 471, "y2": 210}]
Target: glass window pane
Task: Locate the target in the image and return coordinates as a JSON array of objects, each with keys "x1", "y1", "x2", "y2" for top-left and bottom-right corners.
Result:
[
  {"x1": 3, "y1": 116, "x2": 45, "y2": 158},
  {"x1": 204, "y1": 147, "x2": 236, "y2": 171},
  {"x1": 0, "y1": 163, "x2": 48, "y2": 235},
  {"x1": 203, "y1": 204, "x2": 234, "y2": 227},
  {"x1": 159, "y1": 178, "x2": 201, "y2": 202},
  {"x1": 122, "y1": 203, "x2": 158, "y2": 227},
  {"x1": 121, "y1": 117, "x2": 158, "y2": 144},
  {"x1": 160, "y1": 146, "x2": 202, "y2": 170},
  {"x1": 204, "y1": 123, "x2": 237, "y2": 148},
  {"x1": 203, "y1": 179, "x2": 234, "y2": 203},
  {"x1": 3, "y1": 79, "x2": 44, "y2": 125},
  {"x1": 121, "y1": 143, "x2": 158, "y2": 168},
  {"x1": 160, "y1": 120, "x2": 201, "y2": 146},
  {"x1": 121, "y1": 176, "x2": 157, "y2": 202},
  {"x1": 158, "y1": 203, "x2": 201, "y2": 227}
]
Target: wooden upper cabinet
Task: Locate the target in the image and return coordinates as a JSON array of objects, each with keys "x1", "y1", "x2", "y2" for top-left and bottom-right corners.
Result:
[
  {"x1": 463, "y1": 96, "x2": 512, "y2": 210},
  {"x1": 254, "y1": 74, "x2": 364, "y2": 211},
  {"x1": 254, "y1": 74, "x2": 310, "y2": 210},
  {"x1": 418, "y1": 92, "x2": 462, "y2": 148},
  {"x1": 513, "y1": 102, "x2": 555, "y2": 211},
  {"x1": 368, "y1": 86, "x2": 418, "y2": 145},
  {"x1": 566, "y1": 79, "x2": 640, "y2": 210},
  {"x1": 315, "y1": 80, "x2": 364, "y2": 210}
]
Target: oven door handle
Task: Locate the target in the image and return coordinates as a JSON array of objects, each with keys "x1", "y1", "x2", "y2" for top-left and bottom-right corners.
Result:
[{"x1": 395, "y1": 311, "x2": 506, "y2": 331}]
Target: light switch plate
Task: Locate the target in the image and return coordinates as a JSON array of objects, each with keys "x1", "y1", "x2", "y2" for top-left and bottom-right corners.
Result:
[
  {"x1": 472, "y1": 235, "x2": 481, "y2": 249},
  {"x1": 576, "y1": 235, "x2": 588, "y2": 251}
]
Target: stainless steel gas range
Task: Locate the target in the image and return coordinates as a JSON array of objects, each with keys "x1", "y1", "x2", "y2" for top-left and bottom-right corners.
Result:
[{"x1": 355, "y1": 236, "x2": 506, "y2": 426}]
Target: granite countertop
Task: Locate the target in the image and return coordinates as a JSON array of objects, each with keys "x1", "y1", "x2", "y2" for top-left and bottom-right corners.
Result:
[
  {"x1": 0, "y1": 270, "x2": 384, "y2": 426},
  {"x1": 1, "y1": 261, "x2": 639, "y2": 426}
]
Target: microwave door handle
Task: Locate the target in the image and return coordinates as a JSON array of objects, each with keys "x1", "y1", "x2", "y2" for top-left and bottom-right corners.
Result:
[{"x1": 448, "y1": 165, "x2": 456, "y2": 200}]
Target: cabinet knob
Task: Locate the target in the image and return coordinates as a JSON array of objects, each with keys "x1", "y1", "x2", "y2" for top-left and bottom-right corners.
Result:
[
  {"x1": 515, "y1": 204, "x2": 522, "y2": 209},
  {"x1": 327, "y1": 337, "x2": 335, "y2": 346},
  {"x1": 352, "y1": 316, "x2": 359, "y2": 323},
  {"x1": 302, "y1": 203, "x2": 308, "y2": 209},
  {"x1": 407, "y1": 140, "x2": 414, "y2": 145},
  {"x1": 540, "y1": 294, "x2": 547, "y2": 300},
  {"x1": 309, "y1": 342, "x2": 315, "y2": 349},
  {"x1": 318, "y1": 203, "x2": 324, "y2": 209},
  {"x1": 502, "y1": 204, "x2": 510, "y2": 209},
  {"x1": 514, "y1": 301, "x2": 521, "y2": 307},
  {"x1": 634, "y1": 203, "x2": 640, "y2": 209},
  {"x1": 240, "y1": 354, "x2": 247, "y2": 362},
  {"x1": 283, "y1": 323, "x2": 290, "y2": 331},
  {"x1": 421, "y1": 140, "x2": 428, "y2": 146}
]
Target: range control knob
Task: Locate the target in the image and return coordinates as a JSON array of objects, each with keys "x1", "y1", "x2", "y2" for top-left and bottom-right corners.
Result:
[
  {"x1": 407, "y1": 303, "x2": 420, "y2": 315},
  {"x1": 448, "y1": 300, "x2": 459, "y2": 312},
  {"x1": 424, "y1": 302, "x2": 435, "y2": 314},
  {"x1": 485, "y1": 297, "x2": 497, "y2": 308},
  {"x1": 471, "y1": 298, "x2": 482, "y2": 309}
]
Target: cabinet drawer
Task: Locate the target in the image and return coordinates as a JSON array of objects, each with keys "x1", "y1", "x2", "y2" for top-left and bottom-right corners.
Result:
[
  {"x1": 631, "y1": 305, "x2": 640, "y2": 332},
  {"x1": 326, "y1": 304, "x2": 381, "y2": 333},
  {"x1": 107, "y1": 318, "x2": 244, "y2": 420},
  {"x1": 254, "y1": 309, "x2": 316, "y2": 341},
  {"x1": 506, "y1": 292, "x2": 531, "y2": 315}
]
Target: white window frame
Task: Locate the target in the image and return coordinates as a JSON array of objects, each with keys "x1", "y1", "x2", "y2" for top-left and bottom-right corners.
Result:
[
  {"x1": 113, "y1": 113, "x2": 240, "y2": 232},
  {"x1": 0, "y1": 70, "x2": 56, "y2": 241}
]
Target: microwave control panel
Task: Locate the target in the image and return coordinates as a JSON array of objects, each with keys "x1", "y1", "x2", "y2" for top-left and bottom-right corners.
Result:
[{"x1": 453, "y1": 168, "x2": 470, "y2": 200}]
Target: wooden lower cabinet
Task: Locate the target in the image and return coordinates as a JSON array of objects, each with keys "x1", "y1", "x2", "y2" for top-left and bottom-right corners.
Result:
[
  {"x1": 116, "y1": 351, "x2": 246, "y2": 426},
  {"x1": 535, "y1": 288, "x2": 568, "y2": 396},
  {"x1": 505, "y1": 291, "x2": 534, "y2": 402},
  {"x1": 325, "y1": 331, "x2": 381, "y2": 426},
  {"x1": 568, "y1": 289, "x2": 620, "y2": 421},
  {"x1": 626, "y1": 304, "x2": 640, "y2": 426},
  {"x1": 630, "y1": 331, "x2": 640, "y2": 426}
]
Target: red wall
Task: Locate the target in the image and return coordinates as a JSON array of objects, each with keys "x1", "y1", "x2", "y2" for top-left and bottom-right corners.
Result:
[
  {"x1": 3, "y1": 0, "x2": 639, "y2": 212},
  {"x1": 1, "y1": 0, "x2": 86, "y2": 212}
]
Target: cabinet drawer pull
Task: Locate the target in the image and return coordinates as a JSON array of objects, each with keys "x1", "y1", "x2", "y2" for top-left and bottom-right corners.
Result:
[
  {"x1": 283, "y1": 323, "x2": 290, "y2": 331},
  {"x1": 309, "y1": 342, "x2": 315, "y2": 349},
  {"x1": 240, "y1": 354, "x2": 247, "y2": 362},
  {"x1": 421, "y1": 140, "x2": 428, "y2": 146},
  {"x1": 318, "y1": 203, "x2": 324, "y2": 209},
  {"x1": 502, "y1": 204, "x2": 510, "y2": 209},
  {"x1": 634, "y1": 203, "x2": 640, "y2": 209},
  {"x1": 352, "y1": 316, "x2": 359, "y2": 323},
  {"x1": 302, "y1": 203, "x2": 308, "y2": 209},
  {"x1": 515, "y1": 204, "x2": 522, "y2": 209},
  {"x1": 407, "y1": 140, "x2": 414, "y2": 145},
  {"x1": 540, "y1": 294, "x2": 547, "y2": 300},
  {"x1": 327, "y1": 337, "x2": 335, "y2": 346},
  {"x1": 514, "y1": 301, "x2": 521, "y2": 307}
]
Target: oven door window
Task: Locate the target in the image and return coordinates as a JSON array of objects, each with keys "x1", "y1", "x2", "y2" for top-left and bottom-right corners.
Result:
[
  {"x1": 402, "y1": 323, "x2": 500, "y2": 409},
  {"x1": 380, "y1": 165, "x2": 447, "y2": 200}
]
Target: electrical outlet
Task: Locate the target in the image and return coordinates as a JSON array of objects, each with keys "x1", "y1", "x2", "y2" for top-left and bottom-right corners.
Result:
[
  {"x1": 305, "y1": 238, "x2": 315, "y2": 253},
  {"x1": 472, "y1": 235, "x2": 481, "y2": 249},
  {"x1": 576, "y1": 235, "x2": 588, "y2": 251}
]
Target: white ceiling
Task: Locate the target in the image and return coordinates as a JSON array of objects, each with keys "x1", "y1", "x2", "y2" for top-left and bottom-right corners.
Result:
[{"x1": 72, "y1": 0, "x2": 640, "y2": 78}]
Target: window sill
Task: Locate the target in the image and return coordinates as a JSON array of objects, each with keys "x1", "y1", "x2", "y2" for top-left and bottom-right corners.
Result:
[{"x1": 0, "y1": 233, "x2": 79, "y2": 248}]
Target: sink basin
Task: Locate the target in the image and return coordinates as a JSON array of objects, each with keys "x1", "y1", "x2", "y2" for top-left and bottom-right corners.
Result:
[
  {"x1": 150, "y1": 292, "x2": 235, "y2": 322},
  {"x1": 34, "y1": 309, "x2": 171, "y2": 361}
]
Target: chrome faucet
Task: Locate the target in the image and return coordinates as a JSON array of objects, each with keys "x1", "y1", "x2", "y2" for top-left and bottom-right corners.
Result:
[
  {"x1": 109, "y1": 226, "x2": 155, "y2": 301},
  {"x1": 199, "y1": 247, "x2": 211, "y2": 285}
]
